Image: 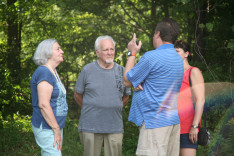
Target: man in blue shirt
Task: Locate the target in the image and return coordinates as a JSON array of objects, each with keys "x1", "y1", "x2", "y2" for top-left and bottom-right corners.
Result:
[{"x1": 124, "y1": 18, "x2": 184, "y2": 156}]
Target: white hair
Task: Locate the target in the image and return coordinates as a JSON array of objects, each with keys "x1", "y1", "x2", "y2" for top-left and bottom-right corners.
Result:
[
  {"x1": 33, "y1": 39, "x2": 57, "y2": 65},
  {"x1": 94, "y1": 35, "x2": 116, "y2": 53}
]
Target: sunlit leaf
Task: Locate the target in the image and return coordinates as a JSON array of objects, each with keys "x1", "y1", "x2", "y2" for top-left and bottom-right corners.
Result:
[
  {"x1": 199, "y1": 23, "x2": 205, "y2": 29},
  {"x1": 227, "y1": 40, "x2": 234, "y2": 50},
  {"x1": 206, "y1": 23, "x2": 213, "y2": 32}
]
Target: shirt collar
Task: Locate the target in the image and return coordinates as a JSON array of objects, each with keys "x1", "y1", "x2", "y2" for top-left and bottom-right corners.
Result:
[{"x1": 156, "y1": 44, "x2": 174, "y2": 50}]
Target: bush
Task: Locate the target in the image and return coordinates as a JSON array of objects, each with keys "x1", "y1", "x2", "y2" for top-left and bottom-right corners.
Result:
[
  {"x1": 0, "y1": 112, "x2": 84, "y2": 155},
  {"x1": 0, "y1": 112, "x2": 40, "y2": 156}
]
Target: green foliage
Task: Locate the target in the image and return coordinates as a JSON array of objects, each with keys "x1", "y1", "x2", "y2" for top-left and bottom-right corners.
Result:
[
  {"x1": 206, "y1": 23, "x2": 213, "y2": 32},
  {"x1": 0, "y1": 112, "x2": 40, "y2": 155},
  {"x1": 0, "y1": 66, "x2": 32, "y2": 117},
  {"x1": 61, "y1": 119, "x2": 84, "y2": 155},
  {"x1": 176, "y1": 0, "x2": 187, "y2": 3},
  {"x1": 219, "y1": 119, "x2": 234, "y2": 155},
  {"x1": 199, "y1": 23, "x2": 205, "y2": 29},
  {"x1": 122, "y1": 99, "x2": 139, "y2": 155},
  {"x1": 0, "y1": 112, "x2": 84, "y2": 155},
  {"x1": 227, "y1": 39, "x2": 234, "y2": 50},
  {"x1": 207, "y1": 104, "x2": 234, "y2": 156},
  {"x1": 205, "y1": 86, "x2": 233, "y2": 130},
  {"x1": 0, "y1": 0, "x2": 233, "y2": 155}
]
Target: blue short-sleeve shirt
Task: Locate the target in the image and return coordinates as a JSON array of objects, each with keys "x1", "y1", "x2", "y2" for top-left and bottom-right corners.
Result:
[
  {"x1": 126, "y1": 44, "x2": 184, "y2": 129},
  {"x1": 30, "y1": 66, "x2": 68, "y2": 129}
]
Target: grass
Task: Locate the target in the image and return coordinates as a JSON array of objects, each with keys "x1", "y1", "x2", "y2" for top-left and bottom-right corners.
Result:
[
  {"x1": 0, "y1": 112, "x2": 137, "y2": 156},
  {"x1": 0, "y1": 110, "x2": 138, "y2": 156},
  {"x1": 1, "y1": 103, "x2": 233, "y2": 156},
  {"x1": 0, "y1": 115, "x2": 83, "y2": 156},
  {"x1": 0, "y1": 113, "x2": 40, "y2": 156}
]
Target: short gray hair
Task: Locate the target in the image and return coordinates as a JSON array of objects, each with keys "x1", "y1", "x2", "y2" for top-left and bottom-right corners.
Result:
[
  {"x1": 95, "y1": 35, "x2": 116, "y2": 53},
  {"x1": 33, "y1": 39, "x2": 57, "y2": 65}
]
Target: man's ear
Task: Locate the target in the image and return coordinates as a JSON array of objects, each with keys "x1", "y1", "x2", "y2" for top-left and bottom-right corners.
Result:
[
  {"x1": 96, "y1": 50, "x2": 100, "y2": 57},
  {"x1": 156, "y1": 31, "x2": 160, "y2": 38}
]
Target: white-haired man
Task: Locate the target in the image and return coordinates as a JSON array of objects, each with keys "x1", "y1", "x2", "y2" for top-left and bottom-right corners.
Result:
[{"x1": 74, "y1": 35, "x2": 131, "y2": 156}]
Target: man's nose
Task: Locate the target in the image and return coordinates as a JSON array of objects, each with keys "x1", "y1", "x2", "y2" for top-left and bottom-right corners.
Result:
[{"x1": 107, "y1": 49, "x2": 112, "y2": 54}]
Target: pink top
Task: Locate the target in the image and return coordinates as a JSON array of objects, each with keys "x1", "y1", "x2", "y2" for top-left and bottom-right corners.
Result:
[{"x1": 178, "y1": 67, "x2": 198, "y2": 134}]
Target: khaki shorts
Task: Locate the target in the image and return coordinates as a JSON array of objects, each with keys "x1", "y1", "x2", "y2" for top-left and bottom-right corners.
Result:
[
  {"x1": 79, "y1": 132, "x2": 123, "y2": 156},
  {"x1": 136, "y1": 122, "x2": 180, "y2": 156}
]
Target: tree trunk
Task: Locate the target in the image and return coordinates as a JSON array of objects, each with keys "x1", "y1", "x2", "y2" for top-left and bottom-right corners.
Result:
[{"x1": 7, "y1": 0, "x2": 21, "y2": 84}]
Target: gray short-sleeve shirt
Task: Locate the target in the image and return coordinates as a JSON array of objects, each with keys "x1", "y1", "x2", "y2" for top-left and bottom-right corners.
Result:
[{"x1": 75, "y1": 61, "x2": 131, "y2": 133}]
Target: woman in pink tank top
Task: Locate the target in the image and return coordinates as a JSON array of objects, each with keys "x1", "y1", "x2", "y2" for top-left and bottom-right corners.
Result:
[{"x1": 174, "y1": 40, "x2": 205, "y2": 156}]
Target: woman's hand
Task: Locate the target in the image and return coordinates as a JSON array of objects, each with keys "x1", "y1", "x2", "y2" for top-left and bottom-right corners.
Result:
[
  {"x1": 189, "y1": 68, "x2": 205, "y2": 144},
  {"x1": 53, "y1": 128, "x2": 62, "y2": 150},
  {"x1": 189, "y1": 127, "x2": 198, "y2": 144}
]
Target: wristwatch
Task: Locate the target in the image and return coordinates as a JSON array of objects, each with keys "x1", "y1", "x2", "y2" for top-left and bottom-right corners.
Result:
[
  {"x1": 127, "y1": 51, "x2": 136, "y2": 56},
  {"x1": 191, "y1": 125, "x2": 199, "y2": 128}
]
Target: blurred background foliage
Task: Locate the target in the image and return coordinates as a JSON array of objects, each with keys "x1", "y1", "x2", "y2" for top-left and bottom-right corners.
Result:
[{"x1": 0, "y1": 0, "x2": 233, "y2": 155}]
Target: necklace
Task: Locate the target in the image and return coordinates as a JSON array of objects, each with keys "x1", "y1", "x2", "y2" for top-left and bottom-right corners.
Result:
[{"x1": 46, "y1": 64, "x2": 66, "y2": 94}]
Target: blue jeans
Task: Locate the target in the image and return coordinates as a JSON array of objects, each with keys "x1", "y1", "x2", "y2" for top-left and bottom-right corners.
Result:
[{"x1": 32, "y1": 124, "x2": 63, "y2": 156}]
